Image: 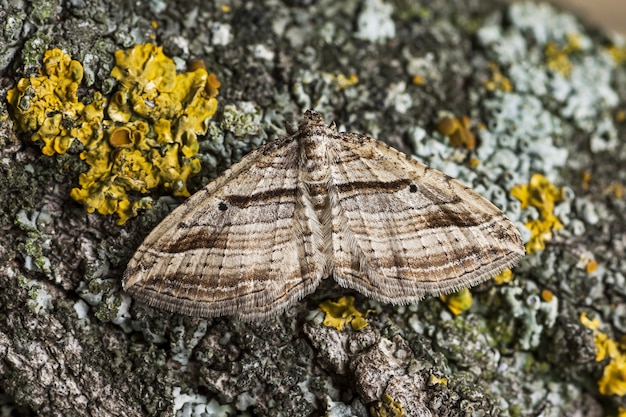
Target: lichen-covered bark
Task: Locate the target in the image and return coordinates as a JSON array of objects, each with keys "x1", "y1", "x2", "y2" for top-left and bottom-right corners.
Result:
[
  {"x1": 1, "y1": 0, "x2": 625, "y2": 416},
  {"x1": 0, "y1": 269, "x2": 150, "y2": 416}
]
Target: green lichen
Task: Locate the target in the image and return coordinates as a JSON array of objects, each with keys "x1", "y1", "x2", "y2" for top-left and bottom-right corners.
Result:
[
  {"x1": 20, "y1": 34, "x2": 52, "y2": 69},
  {"x1": 15, "y1": 210, "x2": 54, "y2": 278},
  {"x1": 219, "y1": 103, "x2": 263, "y2": 137},
  {"x1": 94, "y1": 293, "x2": 124, "y2": 323},
  {"x1": 17, "y1": 273, "x2": 53, "y2": 315}
]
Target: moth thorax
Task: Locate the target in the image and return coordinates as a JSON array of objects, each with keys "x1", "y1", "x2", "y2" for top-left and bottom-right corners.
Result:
[{"x1": 299, "y1": 132, "x2": 330, "y2": 170}]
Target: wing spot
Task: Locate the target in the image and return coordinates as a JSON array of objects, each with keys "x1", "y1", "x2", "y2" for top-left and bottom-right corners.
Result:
[
  {"x1": 218, "y1": 202, "x2": 228, "y2": 211},
  {"x1": 409, "y1": 184, "x2": 418, "y2": 193}
]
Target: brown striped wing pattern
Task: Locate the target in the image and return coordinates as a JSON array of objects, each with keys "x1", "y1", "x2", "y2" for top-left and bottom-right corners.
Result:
[
  {"x1": 123, "y1": 134, "x2": 326, "y2": 320},
  {"x1": 123, "y1": 110, "x2": 524, "y2": 320},
  {"x1": 327, "y1": 131, "x2": 524, "y2": 304}
]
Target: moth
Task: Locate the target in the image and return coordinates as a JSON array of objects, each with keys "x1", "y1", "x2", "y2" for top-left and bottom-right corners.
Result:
[{"x1": 123, "y1": 110, "x2": 524, "y2": 319}]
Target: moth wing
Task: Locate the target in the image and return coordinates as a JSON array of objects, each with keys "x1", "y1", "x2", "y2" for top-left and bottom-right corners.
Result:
[
  {"x1": 329, "y1": 133, "x2": 524, "y2": 303},
  {"x1": 123, "y1": 136, "x2": 324, "y2": 320}
]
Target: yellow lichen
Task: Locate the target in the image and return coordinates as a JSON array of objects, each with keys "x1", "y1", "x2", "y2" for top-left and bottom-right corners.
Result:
[
  {"x1": 439, "y1": 288, "x2": 473, "y2": 315},
  {"x1": 581, "y1": 170, "x2": 591, "y2": 191},
  {"x1": 6, "y1": 48, "x2": 105, "y2": 156},
  {"x1": 436, "y1": 115, "x2": 476, "y2": 150},
  {"x1": 370, "y1": 394, "x2": 404, "y2": 417},
  {"x1": 600, "y1": 361, "x2": 626, "y2": 396},
  {"x1": 411, "y1": 74, "x2": 425, "y2": 86},
  {"x1": 318, "y1": 296, "x2": 368, "y2": 331},
  {"x1": 428, "y1": 374, "x2": 448, "y2": 386},
  {"x1": 483, "y1": 62, "x2": 512, "y2": 92},
  {"x1": 72, "y1": 44, "x2": 218, "y2": 224},
  {"x1": 511, "y1": 174, "x2": 565, "y2": 254},
  {"x1": 544, "y1": 34, "x2": 582, "y2": 77},
  {"x1": 7, "y1": 44, "x2": 220, "y2": 225},
  {"x1": 581, "y1": 312, "x2": 626, "y2": 397},
  {"x1": 335, "y1": 73, "x2": 359, "y2": 90},
  {"x1": 606, "y1": 44, "x2": 626, "y2": 65},
  {"x1": 493, "y1": 268, "x2": 514, "y2": 285}
]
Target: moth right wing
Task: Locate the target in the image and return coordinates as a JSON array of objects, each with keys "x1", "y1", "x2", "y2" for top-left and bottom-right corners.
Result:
[
  {"x1": 123, "y1": 135, "x2": 325, "y2": 320},
  {"x1": 328, "y1": 132, "x2": 524, "y2": 304}
]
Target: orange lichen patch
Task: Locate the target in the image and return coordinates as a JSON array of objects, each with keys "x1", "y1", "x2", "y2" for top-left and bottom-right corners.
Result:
[
  {"x1": 439, "y1": 288, "x2": 473, "y2": 315},
  {"x1": 108, "y1": 126, "x2": 135, "y2": 148},
  {"x1": 511, "y1": 174, "x2": 565, "y2": 254},
  {"x1": 335, "y1": 73, "x2": 359, "y2": 90},
  {"x1": 411, "y1": 74, "x2": 425, "y2": 86},
  {"x1": 581, "y1": 170, "x2": 591, "y2": 191},
  {"x1": 436, "y1": 115, "x2": 476, "y2": 150},
  {"x1": 540, "y1": 289, "x2": 553, "y2": 302},
  {"x1": 206, "y1": 73, "x2": 221, "y2": 97},
  {"x1": 581, "y1": 312, "x2": 626, "y2": 397},
  {"x1": 605, "y1": 182, "x2": 624, "y2": 199},
  {"x1": 319, "y1": 296, "x2": 368, "y2": 331},
  {"x1": 493, "y1": 268, "x2": 514, "y2": 285},
  {"x1": 544, "y1": 34, "x2": 582, "y2": 77},
  {"x1": 575, "y1": 252, "x2": 597, "y2": 273},
  {"x1": 468, "y1": 156, "x2": 480, "y2": 168},
  {"x1": 6, "y1": 49, "x2": 105, "y2": 156},
  {"x1": 616, "y1": 110, "x2": 626, "y2": 123},
  {"x1": 483, "y1": 62, "x2": 512, "y2": 92},
  {"x1": 586, "y1": 259, "x2": 598, "y2": 274},
  {"x1": 370, "y1": 394, "x2": 404, "y2": 417}
]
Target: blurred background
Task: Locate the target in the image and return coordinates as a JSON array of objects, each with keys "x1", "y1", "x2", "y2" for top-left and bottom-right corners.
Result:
[{"x1": 506, "y1": 0, "x2": 626, "y2": 35}]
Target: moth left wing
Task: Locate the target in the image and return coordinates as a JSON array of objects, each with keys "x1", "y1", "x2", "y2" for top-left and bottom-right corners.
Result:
[
  {"x1": 123, "y1": 135, "x2": 325, "y2": 320},
  {"x1": 329, "y1": 132, "x2": 524, "y2": 304}
]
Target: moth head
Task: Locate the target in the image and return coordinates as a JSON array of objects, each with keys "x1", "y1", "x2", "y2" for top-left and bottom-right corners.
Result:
[{"x1": 302, "y1": 109, "x2": 326, "y2": 127}]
